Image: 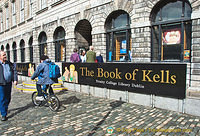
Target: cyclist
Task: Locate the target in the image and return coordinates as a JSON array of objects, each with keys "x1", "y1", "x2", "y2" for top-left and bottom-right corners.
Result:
[{"x1": 31, "y1": 55, "x2": 58, "y2": 101}]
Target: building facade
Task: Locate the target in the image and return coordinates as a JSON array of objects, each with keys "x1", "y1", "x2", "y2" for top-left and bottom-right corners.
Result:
[{"x1": 0, "y1": 0, "x2": 200, "y2": 91}]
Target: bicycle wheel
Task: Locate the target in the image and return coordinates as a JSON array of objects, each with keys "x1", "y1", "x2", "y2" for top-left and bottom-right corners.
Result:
[
  {"x1": 48, "y1": 95, "x2": 60, "y2": 111},
  {"x1": 32, "y1": 92, "x2": 42, "y2": 106}
]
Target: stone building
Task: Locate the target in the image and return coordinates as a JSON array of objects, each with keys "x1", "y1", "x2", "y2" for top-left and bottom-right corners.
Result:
[{"x1": 0, "y1": 0, "x2": 200, "y2": 92}]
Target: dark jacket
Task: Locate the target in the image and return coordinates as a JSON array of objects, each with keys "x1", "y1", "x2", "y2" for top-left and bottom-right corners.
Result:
[
  {"x1": 31, "y1": 59, "x2": 58, "y2": 85},
  {"x1": 96, "y1": 55, "x2": 103, "y2": 63},
  {"x1": 0, "y1": 61, "x2": 18, "y2": 85}
]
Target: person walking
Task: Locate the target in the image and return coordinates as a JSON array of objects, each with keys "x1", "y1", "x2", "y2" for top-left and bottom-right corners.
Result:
[
  {"x1": 86, "y1": 46, "x2": 96, "y2": 63},
  {"x1": 31, "y1": 55, "x2": 59, "y2": 101},
  {"x1": 0, "y1": 51, "x2": 18, "y2": 121},
  {"x1": 70, "y1": 48, "x2": 80, "y2": 62}
]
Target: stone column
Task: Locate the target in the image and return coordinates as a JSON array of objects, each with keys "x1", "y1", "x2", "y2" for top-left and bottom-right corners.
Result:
[
  {"x1": 25, "y1": 45, "x2": 30, "y2": 62},
  {"x1": 17, "y1": 48, "x2": 21, "y2": 63},
  {"x1": 32, "y1": 31, "x2": 40, "y2": 64},
  {"x1": 47, "y1": 37, "x2": 55, "y2": 62}
]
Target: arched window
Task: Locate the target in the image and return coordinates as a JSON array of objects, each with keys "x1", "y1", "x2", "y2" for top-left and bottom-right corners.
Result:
[
  {"x1": 29, "y1": 36, "x2": 33, "y2": 62},
  {"x1": 12, "y1": 42, "x2": 17, "y2": 62},
  {"x1": 1, "y1": 45, "x2": 4, "y2": 51},
  {"x1": 6, "y1": 44, "x2": 10, "y2": 61},
  {"x1": 53, "y1": 27, "x2": 66, "y2": 62},
  {"x1": 38, "y1": 32, "x2": 47, "y2": 58},
  {"x1": 105, "y1": 10, "x2": 131, "y2": 62},
  {"x1": 20, "y1": 39, "x2": 25, "y2": 62},
  {"x1": 151, "y1": 0, "x2": 192, "y2": 62}
]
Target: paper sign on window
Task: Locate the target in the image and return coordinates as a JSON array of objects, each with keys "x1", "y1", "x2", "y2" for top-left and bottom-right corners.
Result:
[
  {"x1": 120, "y1": 40, "x2": 126, "y2": 53},
  {"x1": 184, "y1": 50, "x2": 190, "y2": 60},
  {"x1": 163, "y1": 28, "x2": 181, "y2": 45}
]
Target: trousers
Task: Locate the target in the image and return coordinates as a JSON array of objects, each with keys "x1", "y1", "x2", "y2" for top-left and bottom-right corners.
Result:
[
  {"x1": 0, "y1": 83, "x2": 12, "y2": 117},
  {"x1": 36, "y1": 84, "x2": 54, "y2": 96}
]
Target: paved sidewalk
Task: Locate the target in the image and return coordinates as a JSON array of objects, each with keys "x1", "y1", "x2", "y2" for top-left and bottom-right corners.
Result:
[{"x1": 0, "y1": 87, "x2": 200, "y2": 136}]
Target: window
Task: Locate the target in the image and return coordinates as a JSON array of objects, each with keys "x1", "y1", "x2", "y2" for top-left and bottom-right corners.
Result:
[
  {"x1": 12, "y1": 42, "x2": 17, "y2": 62},
  {"x1": 20, "y1": 40, "x2": 25, "y2": 62},
  {"x1": 38, "y1": 32, "x2": 47, "y2": 58},
  {"x1": 29, "y1": 36, "x2": 33, "y2": 62},
  {"x1": 0, "y1": 11, "x2": 3, "y2": 32},
  {"x1": 151, "y1": 0, "x2": 192, "y2": 62},
  {"x1": 54, "y1": 27, "x2": 66, "y2": 62},
  {"x1": 105, "y1": 10, "x2": 131, "y2": 62},
  {"x1": 6, "y1": 44, "x2": 10, "y2": 61},
  {"x1": 6, "y1": 7, "x2": 9, "y2": 29},
  {"x1": 20, "y1": 0, "x2": 25, "y2": 22},
  {"x1": 29, "y1": 0, "x2": 33, "y2": 17},
  {"x1": 41, "y1": 0, "x2": 46, "y2": 9},
  {"x1": 12, "y1": 2, "x2": 16, "y2": 26}
]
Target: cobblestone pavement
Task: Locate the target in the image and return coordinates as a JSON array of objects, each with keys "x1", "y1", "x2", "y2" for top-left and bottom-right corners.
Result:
[{"x1": 0, "y1": 87, "x2": 200, "y2": 136}]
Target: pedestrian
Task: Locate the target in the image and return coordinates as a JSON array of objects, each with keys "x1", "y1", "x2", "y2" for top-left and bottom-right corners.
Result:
[
  {"x1": 70, "y1": 48, "x2": 80, "y2": 62},
  {"x1": 80, "y1": 50, "x2": 86, "y2": 62},
  {"x1": 31, "y1": 55, "x2": 59, "y2": 101},
  {"x1": 0, "y1": 51, "x2": 18, "y2": 121},
  {"x1": 96, "y1": 52, "x2": 104, "y2": 63},
  {"x1": 86, "y1": 46, "x2": 96, "y2": 63}
]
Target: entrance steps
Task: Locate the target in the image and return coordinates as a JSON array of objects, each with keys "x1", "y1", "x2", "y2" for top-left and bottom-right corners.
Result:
[{"x1": 15, "y1": 80, "x2": 68, "y2": 93}]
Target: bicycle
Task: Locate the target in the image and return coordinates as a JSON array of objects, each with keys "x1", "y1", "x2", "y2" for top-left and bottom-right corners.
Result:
[{"x1": 32, "y1": 85, "x2": 60, "y2": 112}]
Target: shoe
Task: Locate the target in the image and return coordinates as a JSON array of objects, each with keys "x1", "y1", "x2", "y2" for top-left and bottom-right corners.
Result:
[
  {"x1": 36, "y1": 96, "x2": 44, "y2": 101},
  {"x1": 1, "y1": 116, "x2": 7, "y2": 121}
]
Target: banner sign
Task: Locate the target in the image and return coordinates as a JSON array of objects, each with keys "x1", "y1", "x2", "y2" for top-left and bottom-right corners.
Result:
[
  {"x1": 62, "y1": 63, "x2": 186, "y2": 99},
  {"x1": 16, "y1": 63, "x2": 35, "y2": 77}
]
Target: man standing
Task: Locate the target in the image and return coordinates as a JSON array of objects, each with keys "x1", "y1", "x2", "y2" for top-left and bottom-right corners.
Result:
[
  {"x1": 86, "y1": 46, "x2": 96, "y2": 63},
  {"x1": 0, "y1": 51, "x2": 18, "y2": 121}
]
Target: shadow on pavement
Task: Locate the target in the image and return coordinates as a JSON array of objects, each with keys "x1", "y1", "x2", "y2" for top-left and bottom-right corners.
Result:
[
  {"x1": 55, "y1": 90, "x2": 68, "y2": 96},
  {"x1": 60, "y1": 96, "x2": 81, "y2": 105},
  {"x1": 8, "y1": 102, "x2": 34, "y2": 118},
  {"x1": 88, "y1": 100, "x2": 125, "y2": 136}
]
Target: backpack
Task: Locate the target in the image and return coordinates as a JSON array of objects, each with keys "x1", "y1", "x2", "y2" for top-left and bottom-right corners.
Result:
[{"x1": 49, "y1": 62, "x2": 61, "y2": 79}]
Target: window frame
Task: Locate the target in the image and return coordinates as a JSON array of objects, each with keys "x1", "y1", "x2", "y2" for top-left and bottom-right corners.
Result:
[
  {"x1": 12, "y1": 2, "x2": 16, "y2": 26},
  {"x1": 20, "y1": 0, "x2": 25, "y2": 22},
  {"x1": 105, "y1": 11, "x2": 131, "y2": 62},
  {"x1": 151, "y1": 0, "x2": 192, "y2": 62}
]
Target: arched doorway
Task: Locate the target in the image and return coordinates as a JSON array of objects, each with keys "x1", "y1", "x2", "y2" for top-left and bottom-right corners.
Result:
[
  {"x1": 12, "y1": 42, "x2": 17, "y2": 62},
  {"x1": 20, "y1": 39, "x2": 25, "y2": 62},
  {"x1": 53, "y1": 26, "x2": 66, "y2": 62},
  {"x1": 75, "y1": 19, "x2": 92, "y2": 52},
  {"x1": 6, "y1": 44, "x2": 10, "y2": 61},
  {"x1": 38, "y1": 32, "x2": 47, "y2": 58},
  {"x1": 150, "y1": 0, "x2": 192, "y2": 62},
  {"x1": 29, "y1": 36, "x2": 33, "y2": 62},
  {"x1": 105, "y1": 10, "x2": 131, "y2": 62}
]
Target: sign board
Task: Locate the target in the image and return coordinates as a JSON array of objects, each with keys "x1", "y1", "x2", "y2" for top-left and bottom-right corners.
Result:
[
  {"x1": 16, "y1": 63, "x2": 35, "y2": 77},
  {"x1": 62, "y1": 63, "x2": 186, "y2": 99}
]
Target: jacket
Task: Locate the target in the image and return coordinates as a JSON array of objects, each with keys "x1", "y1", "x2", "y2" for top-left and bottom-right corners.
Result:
[
  {"x1": 70, "y1": 53, "x2": 80, "y2": 62},
  {"x1": 0, "y1": 61, "x2": 18, "y2": 85},
  {"x1": 31, "y1": 59, "x2": 58, "y2": 85},
  {"x1": 86, "y1": 50, "x2": 96, "y2": 63},
  {"x1": 96, "y1": 55, "x2": 103, "y2": 63}
]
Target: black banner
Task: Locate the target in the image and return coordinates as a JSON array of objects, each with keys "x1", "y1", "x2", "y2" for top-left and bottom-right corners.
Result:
[
  {"x1": 16, "y1": 63, "x2": 35, "y2": 77},
  {"x1": 62, "y1": 63, "x2": 186, "y2": 99}
]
